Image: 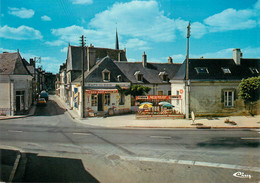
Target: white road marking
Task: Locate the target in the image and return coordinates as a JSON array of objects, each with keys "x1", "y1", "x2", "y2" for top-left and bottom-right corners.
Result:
[
  {"x1": 150, "y1": 136, "x2": 171, "y2": 139},
  {"x1": 241, "y1": 137, "x2": 260, "y2": 140},
  {"x1": 119, "y1": 156, "x2": 260, "y2": 173},
  {"x1": 72, "y1": 133, "x2": 91, "y2": 136},
  {"x1": 8, "y1": 130, "x2": 22, "y2": 133}
]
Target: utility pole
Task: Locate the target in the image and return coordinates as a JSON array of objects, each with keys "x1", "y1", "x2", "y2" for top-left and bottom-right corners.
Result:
[
  {"x1": 80, "y1": 35, "x2": 86, "y2": 118},
  {"x1": 185, "y1": 21, "x2": 191, "y2": 119}
]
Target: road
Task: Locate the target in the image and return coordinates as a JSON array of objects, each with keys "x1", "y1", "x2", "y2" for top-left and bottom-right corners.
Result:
[{"x1": 0, "y1": 95, "x2": 259, "y2": 182}]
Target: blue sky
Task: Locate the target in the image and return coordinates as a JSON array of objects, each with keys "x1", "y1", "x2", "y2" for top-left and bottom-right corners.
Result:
[{"x1": 0, "y1": 0, "x2": 259, "y2": 73}]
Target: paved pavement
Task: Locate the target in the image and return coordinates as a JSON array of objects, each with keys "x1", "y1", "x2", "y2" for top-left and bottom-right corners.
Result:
[{"x1": 53, "y1": 95, "x2": 260, "y2": 129}]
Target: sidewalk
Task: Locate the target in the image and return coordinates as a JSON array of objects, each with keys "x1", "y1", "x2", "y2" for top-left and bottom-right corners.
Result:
[
  {"x1": 0, "y1": 103, "x2": 37, "y2": 120},
  {"x1": 54, "y1": 95, "x2": 260, "y2": 129}
]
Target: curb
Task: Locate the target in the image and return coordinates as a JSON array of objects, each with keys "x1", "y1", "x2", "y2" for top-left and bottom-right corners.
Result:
[
  {"x1": 0, "y1": 105, "x2": 36, "y2": 121},
  {"x1": 122, "y1": 126, "x2": 260, "y2": 129}
]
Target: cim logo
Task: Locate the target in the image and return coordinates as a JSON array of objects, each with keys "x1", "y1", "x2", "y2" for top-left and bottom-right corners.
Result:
[{"x1": 233, "y1": 172, "x2": 252, "y2": 179}]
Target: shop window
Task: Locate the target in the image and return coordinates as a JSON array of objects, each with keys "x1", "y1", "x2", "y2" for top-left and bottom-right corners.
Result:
[
  {"x1": 104, "y1": 93, "x2": 110, "y2": 105},
  {"x1": 91, "y1": 94, "x2": 98, "y2": 106},
  {"x1": 224, "y1": 90, "x2": 234, "y2": 107},
  {"x1": 119, "y1": 93, "x2": 125, "y2": 105},
  {"x1": 158, "y1": 91, "x2": 163, "y2": 95}
]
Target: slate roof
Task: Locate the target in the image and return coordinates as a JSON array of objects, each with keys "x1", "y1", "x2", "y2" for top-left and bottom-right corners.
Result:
[
  {"x1": 67, "y1": 46, "x2": 127, "y2": 72},
  {"x1": 172, "y1": 58, "x2": 260, "y2": 81},
  {"x1": 115, "y1": 62, "x2": 182, "y2": 84},
  {"x1": 73, "y1": 56, "x2": 130, "y2": 84},
  {"x1": 0, "y1": 52, "x2": 31, "y2": 75}
]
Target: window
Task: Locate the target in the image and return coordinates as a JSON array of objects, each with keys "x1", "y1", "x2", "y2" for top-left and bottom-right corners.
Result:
[
  {"x1": 104, "y1": 94, "x2": 110, "y2": 105},
  {"x1": 102, "y1": 69, "x2": 110, "y2": 81},
  {"x1": 119, "y1": 93, "x2": 125, "y2": 105},
  {"x1": 91, "y1": 94, "x2": 98, "y2": 106},
  {"x1": 159, "y1": 71, "x2": 168, "y2": 82},
  {"x1": 117, "y1": 75, "x2": 122, "y2": 82},
  {"x1": 163, "y1": 75, "x2": 168, "y2": 82},
  {"x1": 224, "y1": 91, "x2": 234, "y2": 107},
  {"x1": 168, "y1": 91, "x2": 171, "y2": 96},
  {"x1": 222, "y1": 67, "x2": 231, "y2": 74},
  {"x1": 134, "y1": 71, "x2": 143, "y2": 82},
  {"x1": 158, "y1": 91, "x2": 163, "y2": 95},
  {"x1": 104, "y1": 72, "x2": 109, "y2": 80},
  {"x1": 249, "y1": 67, "x2": 259, "y2": 74},
  {"x1": 137, "y1": 74, "x2": 143, "y2": 82},
  {"x1": 195, "y1": 67, "x2": 209, "y2": 74},
  {"x1": 176, "y1": 91, "x2": 180, "y2": 105}
]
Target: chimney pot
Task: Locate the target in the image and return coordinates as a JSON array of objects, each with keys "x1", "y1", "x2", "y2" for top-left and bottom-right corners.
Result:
[
  {"x1": 168, "y1": 56, "x2": 173, "y2": 64},
  {"x1": 233, "y1": 48, "x2": 242, "y2": 65},
  {"x1": 142, "y1": 51, "x2": 147, "y2": 67}
]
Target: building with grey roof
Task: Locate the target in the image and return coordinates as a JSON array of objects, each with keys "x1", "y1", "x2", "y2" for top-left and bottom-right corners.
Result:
[
  {"x1": 170, "y1": 48, "x2": 260, "y2": 116},
  {"x1": 0, "y1": 51, "x2": 33, "y2": 116}
]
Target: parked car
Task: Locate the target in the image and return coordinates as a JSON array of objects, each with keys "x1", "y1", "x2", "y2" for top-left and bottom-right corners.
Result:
[
  {"x1": 37, "y1": 98, "x2": 47, "y2": 106},
  {"x1": 40, "y1": 92, "x2": 48, "y2": 101}
]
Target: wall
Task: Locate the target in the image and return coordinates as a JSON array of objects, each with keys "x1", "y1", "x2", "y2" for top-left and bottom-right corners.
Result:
[
  {"x1": 190, "y1": 81, "x2": 245, "y2": 116},
  {"x1": 171, "y1": 81, "x2": 186, "y2": 114},
  {"x1": 144, "y1": 84, "x2": 171, "y2": 96},
  {"x1": 0, "y1": 75, "x2": 11, "y2": 115}
]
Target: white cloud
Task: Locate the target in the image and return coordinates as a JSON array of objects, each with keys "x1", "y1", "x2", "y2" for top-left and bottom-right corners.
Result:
[
  {"x1": 242, "y1": 47, "x2": 260, "y2": 58},
  {"x1": 204, "y1": 8, "x2": 257, "y2": 32},
  {"x1": 60, "y1": 47, "x2": 68, "y2": 53},
  {"x1": 71, "y1": 0, "x2": 93, "y2": 5},
  {"x1": 254, "y1": 0, "x2": 260, "y2": 9},
  {"x1": 8, "y1": 7, "x2": 34, "y2": 19},
  {"x1": 191, "y1": 48, "x2": 234, "y2": 58},
  {"x1": 0, "y1": 25, "x2": 42, "y2": 40},
  {"x1": 125, "y1": 38, "x2": 151, "y2": 50},
  {"x1": 0, "y1": 48, "x2": 17, "y2": 53},
  {"x1": 175, "y1": 19, "x2": 207, "y2": 38},
  {"x1": 41, "y1": 15, "x2": 51, "y2": 21},
  {"x1": 168, "y1": 54, "x2": 185, "y2": 63},
  {"x1": 89, "y1": 0, "x2": 175, "y2": 42},
  {"x1": 45, "y1": 40, "x2": 66, "y2": 46}
]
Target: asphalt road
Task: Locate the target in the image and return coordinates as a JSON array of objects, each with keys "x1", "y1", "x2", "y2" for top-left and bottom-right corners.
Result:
[{"x1": 0, "y1": 96, "x2": 259, "y2": 182}]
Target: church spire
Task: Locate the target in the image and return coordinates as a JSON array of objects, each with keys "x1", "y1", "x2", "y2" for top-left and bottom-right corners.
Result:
[{"x1": 115, "y1": 28, "x2": 119, "y2": 50}]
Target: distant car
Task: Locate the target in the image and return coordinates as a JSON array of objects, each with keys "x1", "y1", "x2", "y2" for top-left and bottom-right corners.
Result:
[
  {"x1": 40, "y1": 92, "x2": 48, "y2": 101},
  {"x1": 37, "y1": 98, "x2": 47, "y2": 106}
]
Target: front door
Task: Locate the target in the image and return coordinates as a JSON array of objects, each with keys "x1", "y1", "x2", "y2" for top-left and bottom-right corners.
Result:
[
  {"x1": 98, "y1": 94, "x2": 103, "y2": 111},
  {"x1": 15, "y1": 91, "x2": 25, "y2": 114}
]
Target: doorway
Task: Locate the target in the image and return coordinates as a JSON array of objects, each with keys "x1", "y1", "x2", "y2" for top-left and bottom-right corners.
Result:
[
  {"x1": 16, "y1": 91, "x2": 25, "y2": 114},
  {"x1": 98, "y1": 94, "x2": 103, "y2": 111}
]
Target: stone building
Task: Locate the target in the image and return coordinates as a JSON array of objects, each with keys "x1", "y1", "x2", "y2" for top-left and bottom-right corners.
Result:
[
  {"x1": 0, "y1": 51, "x2": 33, "y2": 116},
  {"x1": 170, "y1": 49, "x2": 260, "y2": 116}
]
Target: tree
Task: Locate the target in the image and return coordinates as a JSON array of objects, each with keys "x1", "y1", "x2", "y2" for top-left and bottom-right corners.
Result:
[
  {"x1": 116, "y1": 84, "x2": 151, "y2": 97},
  {"x1": 239, "y1": 76, "x2": 260, "y2": 115}
]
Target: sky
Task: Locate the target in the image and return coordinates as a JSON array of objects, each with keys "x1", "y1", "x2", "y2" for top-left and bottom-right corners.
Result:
[{"x1": 0, "y1": 0, "x2": 260, "y2": 74}]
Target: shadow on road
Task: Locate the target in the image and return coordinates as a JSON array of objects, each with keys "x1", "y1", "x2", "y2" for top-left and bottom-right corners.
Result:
[
  {"x1": 197, "y1": 137, "x2": 260, "y2": 148},
  {"x1": 0, "y1": 149, "x2": 99, "y2": 182},
  {"x1": 34, "y1": 99, "x2": 66, "y2": 116}
]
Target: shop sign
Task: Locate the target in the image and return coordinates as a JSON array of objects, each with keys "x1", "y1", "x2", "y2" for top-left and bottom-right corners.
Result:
[{"x1": 86, "y1": 89, "x2": 118, "y2": 94}]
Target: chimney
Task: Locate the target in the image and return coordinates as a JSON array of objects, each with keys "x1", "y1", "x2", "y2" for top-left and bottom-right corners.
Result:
[
  {"x1": 30, "y1": 58, "x2": 35, "y2": 67},
  {"x1": 233, "y1": 48, "x2": 242, "y2": 65},
  {"x1": 118, "y1": 51, "x2": 121, "y2": 61},
  {"x1": 168, "y1": 56, "x2": 173, "y2": 64},
  {"x1": 142, "y1": 51, "x2": 147, "y2": 67}
]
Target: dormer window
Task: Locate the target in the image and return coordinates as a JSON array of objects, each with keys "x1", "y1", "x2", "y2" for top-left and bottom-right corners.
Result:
[
  {"x1": 117, "y1": 75, "x2": 122, "y2": 82},
  {"x1": 159, "y1": 71, "x2": 168, "y2": 82},
  {"x1": 134, "y1": 71, "x2": 143, "y2": 82},
  {"x1": 195, "y1": 67, "x2": 209, "y2": 74},
  {"x1": 222, "y1": 67, "x2": 231, "y2": 74},
  {"x1": 249, "y1": 67, "x2": 259, "y2": 74},
  {"x1": 102, "y1": 69, "x2": 110, "y2": 81}
]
